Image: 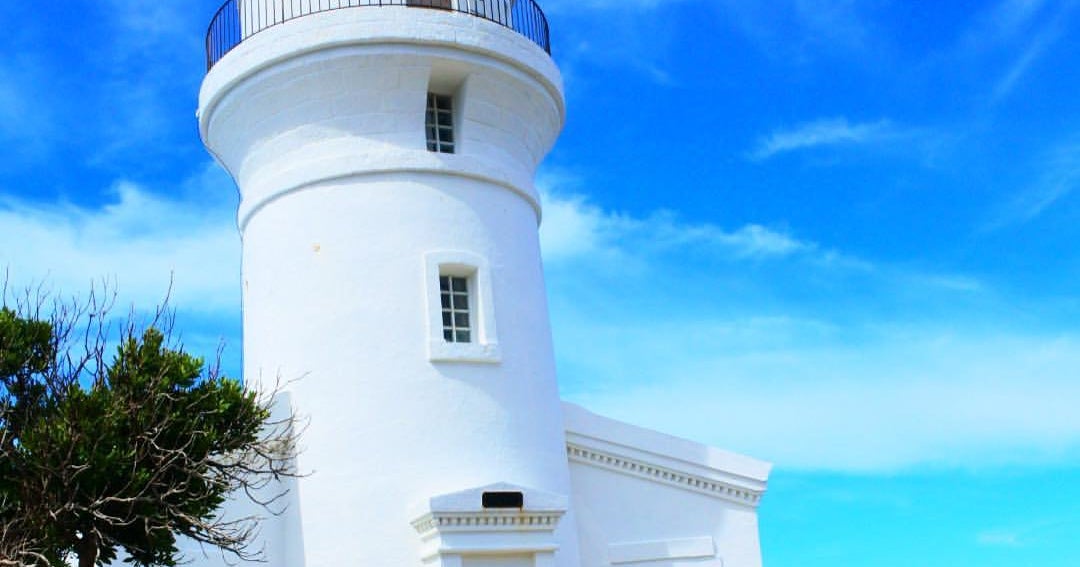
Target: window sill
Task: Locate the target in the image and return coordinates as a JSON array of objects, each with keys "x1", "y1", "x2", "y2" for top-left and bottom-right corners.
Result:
[{"x1": 428, "y1": 340, "x2": 501, "y2": 364}]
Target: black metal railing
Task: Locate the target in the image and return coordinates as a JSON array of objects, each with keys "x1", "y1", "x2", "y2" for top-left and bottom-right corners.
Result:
[{"x1": 206, "y1": 0, "x2": 551, "y2": 70}]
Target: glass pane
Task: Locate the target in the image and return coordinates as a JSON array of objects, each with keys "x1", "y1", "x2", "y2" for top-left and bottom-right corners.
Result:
[
  {"x1": 455, "y1": 294, "x2": 468, "y2": 309},
  {"x1": 452, "y1": 277, "x2": 467, "y2": 292},
  {"x1": 444, "y1": 329, "x2": 454, "y2": 342},
  {"x1": 439, "y1": 276, "x2": 450, "y2": 291},
  {"x1": 454, "y1": 313, "x2": 469, "y2": 328},
  {"x1": 442, "y1": 311, "x2": 452, "y2": 327},
  {"x1": 440, "y1": 294, "x2": 451, "y2": 309},
  {"x1": 456, "y1": 330, "x2": 471, "y2": 343},
  {"x1": 439, "y1": 127, "x2": 454, "y2": 143}
]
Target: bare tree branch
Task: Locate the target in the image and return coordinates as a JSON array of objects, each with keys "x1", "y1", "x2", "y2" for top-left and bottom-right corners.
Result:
[{"x1": 1, "y1": 279, "x2": 304, "y2": 567}]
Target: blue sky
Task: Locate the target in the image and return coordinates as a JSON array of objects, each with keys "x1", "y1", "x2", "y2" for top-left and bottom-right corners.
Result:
[{"x1": 1, "y1": 0, "x2": 1078, "y2": 565}]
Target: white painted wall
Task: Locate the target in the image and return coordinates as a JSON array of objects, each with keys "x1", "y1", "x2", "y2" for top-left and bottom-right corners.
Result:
[
  {"x1": 199, "y1": 7, "x2": 574, "y2": 567},
  {"x1": 564, "y1": 404, "x2": 770, "y2": 567}
]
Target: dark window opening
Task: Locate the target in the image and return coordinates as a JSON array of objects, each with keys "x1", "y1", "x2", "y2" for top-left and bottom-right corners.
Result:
[
  {"x1": 407, "y1": 0, "x2": 453, "y2": 9},
  {"x1": 426, "y1": 93, "x2": 455, "y2": 154},
  {"x1": 482, "y1": 491, "x2": 524, "y2": 509},
  {"x1": 440, "y1": 275, "x2": 471, "y2": 343}
]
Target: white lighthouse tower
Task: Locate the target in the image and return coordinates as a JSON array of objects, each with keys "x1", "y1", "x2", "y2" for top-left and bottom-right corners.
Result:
[
  {"x1": 197, "y1": 2, "x2": 771, "y2": 567},
  {"x1": 199, "y1": 2, "x2": 578, "y2": 566}
]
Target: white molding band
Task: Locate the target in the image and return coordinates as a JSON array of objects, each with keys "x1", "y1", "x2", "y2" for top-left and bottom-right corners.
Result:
[
  {"x1": 566, "y1": 442, "x2": 764, "y2": 508},
  {"x1": 412, "y1": 511, "x2": 565, "y2": 536}
]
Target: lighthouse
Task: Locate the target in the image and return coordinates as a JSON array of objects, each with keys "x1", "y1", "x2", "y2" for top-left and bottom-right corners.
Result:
[{"x1": 197, "y1": 2, "x2": 771, "y2": 567}]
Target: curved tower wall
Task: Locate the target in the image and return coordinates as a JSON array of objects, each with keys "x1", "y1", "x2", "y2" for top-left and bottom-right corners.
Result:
[{"x1": 198, "y1": 7, "x2": 575, "y2": 567}]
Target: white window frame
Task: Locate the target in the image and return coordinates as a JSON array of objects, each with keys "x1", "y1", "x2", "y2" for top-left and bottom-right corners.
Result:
[{"x1": 424, "y1": 251, "x2": 500, "y2": 364}]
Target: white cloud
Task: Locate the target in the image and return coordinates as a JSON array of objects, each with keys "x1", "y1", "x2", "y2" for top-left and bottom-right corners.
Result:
[
  {"x1": 985, "y1": 138, "x2": 1080, "y2": 229},
  {"x1": 711, "y1": 0, "x2": 880, "y2": 61},
  {"x1": 977, "y1": 530, "x2": 1022, "y2": 547},
  {"x1": 992, "y1": 18, "x2": 1067, "y2": 99},
  {"x1": 958, "y1": 0, "x2": 1076, "y2": 101},
  {"x1": 749, "y1": 118, "x2": 895, "y2": 161},
  {"x1": 565, "y1": 324, "x2": 1080, "y2": 472},
  {"x1": 538, "y1": 186, "x2": 1077, "y2": 473},
  {"x1": 965, "y1": 0, "x2": 1050, "y2": 46},
  {"x1": 792, "y1": 0, "x2": 870, "y2": 50},
  {"x1": 0, "y1": 164, "x2": 240, "y2": 315},
  {"x1": 540, "y1": 190, "x2": 813, "y2": 263},
  {"x1": 0, "y1": 60, "x2": 57, "y2": 158},
  {"x1": 975, "y1": 517, "x2": 1079, "y2": 548}
]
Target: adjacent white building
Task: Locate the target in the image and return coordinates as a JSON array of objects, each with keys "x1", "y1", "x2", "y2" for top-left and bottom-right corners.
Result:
[{"x1": 196, "y1": 2, "x2": 771, "y2": 566}]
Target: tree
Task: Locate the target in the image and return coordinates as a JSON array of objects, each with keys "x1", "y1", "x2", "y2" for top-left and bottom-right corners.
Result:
[{"x1": 0, "y1": 288, "x2": 299, "y2": 567}]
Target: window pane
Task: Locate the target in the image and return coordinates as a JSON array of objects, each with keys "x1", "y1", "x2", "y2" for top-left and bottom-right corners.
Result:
[
  {"x1": 440, "y1": 294, "x2": 451, "y2": 309},
  {"x1": 426, "y1": 93, "x2": 454, "y2": 154},
  {"x1": 456, "y1": 330, "x2": 471, "y2": 343},
  {"x1": 454, "y1": 313, "x2": 469, "y2": 328},
  {"x1": 455, "y1": 294, "x2": 468, "y2": 309},
  {"x1": 452, "y1": 277, "x2": 467, "y2": 292},
  {"x1": 439, "y1": 276, "x2": 450, "y2": 291},
  {"x1": 442, "y1": 311, "x2": 452, "y2": 327},
  {"x1": 444, "y1": 329, "x2": 454, "y2": 342}
]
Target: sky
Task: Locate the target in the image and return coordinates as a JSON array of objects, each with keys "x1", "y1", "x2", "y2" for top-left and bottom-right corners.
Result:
[{"x1": 1, "y1": 0, "x2": 1078, "y2": 565}]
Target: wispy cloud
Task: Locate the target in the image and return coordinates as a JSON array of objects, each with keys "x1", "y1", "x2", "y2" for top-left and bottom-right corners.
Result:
[
  {"x1": 748, "y1": 118, "x2": 896, "y2": 161},
  {"x1": 546, "y1": 0, "x2": 684, "y2": 88},
  {"x1": 985, "y1": 138, "x2": 1080, "y2": 229},
  {"x1": 975, "y1": 516, "x2": 1080, "y2": 548},
  {"x1": 0, "y1": 59, "x2": 58, "y2": 159},
  {"x1": 959, "y1": 0, "x2": 1078, "y2": 101},
  {"x1": 712, "y1": 0, "x2": 880, "y2": 61},
  {"x1": 540, "y1": 187, "x2": 814, "y2": 263},
  {"x1": 563, "y1": 310, "x2": 1080, "y2": 473},
  {"x1": 537, "y1": 184, "x2": 1078, "y2": 472},
  {"x1": 792, "y1": 0, "x2": 871, "y2": 51},
  {"x1": 976, "y1": 530, "x2": 1022, "y2": 547},
  {"x1": 967, "y1": 0, "x2": 1051, "y2": 45},
  {"x1": 0, "y1": 164, "x2": 240, "y2": 314},
  {"x1": 992, "y1": 7, "x2": 1073, "y2": 100}
]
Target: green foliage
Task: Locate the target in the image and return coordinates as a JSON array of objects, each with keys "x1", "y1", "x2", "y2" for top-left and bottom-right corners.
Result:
[{"x1": 0, "y1": 306, "x2": 291, "y2": 567}]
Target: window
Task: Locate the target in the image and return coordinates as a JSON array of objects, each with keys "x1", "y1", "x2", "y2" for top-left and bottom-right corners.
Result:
[
  {"x1": 440, "y1": 275, "x2": 471, "y2": 343},
  {"x1": 426, "y1": 93, "x2": 455, "y2": 154},
  {"x1": 425, "y1": 251, "x2": 500, "y2": 363}
]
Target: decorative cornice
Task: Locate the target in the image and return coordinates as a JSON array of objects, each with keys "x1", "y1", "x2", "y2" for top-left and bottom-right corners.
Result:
[
  {"x1": 566, "y1": 442, "x2": 764, "y2": 508},
  {"x1": 412, "y1": 511, "x2": 565, "y2": 537}
]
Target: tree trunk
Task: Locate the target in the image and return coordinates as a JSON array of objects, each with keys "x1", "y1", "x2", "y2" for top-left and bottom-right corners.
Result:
[{"x1": 77, "y1": 531, "x2": 98, "y2": 567}]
